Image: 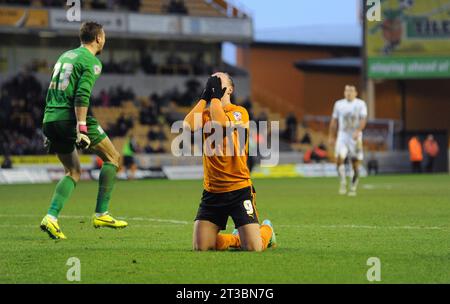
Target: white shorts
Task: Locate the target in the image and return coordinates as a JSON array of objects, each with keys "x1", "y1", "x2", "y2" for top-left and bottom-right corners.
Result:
[{"x1": 335, "y1": 134, "x2": 364, "y2": 161}]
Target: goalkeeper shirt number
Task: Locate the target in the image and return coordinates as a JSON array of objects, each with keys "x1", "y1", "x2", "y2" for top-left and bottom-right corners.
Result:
[{"x1": 43, "y1": 46, "x2": 102, "y2": 123}]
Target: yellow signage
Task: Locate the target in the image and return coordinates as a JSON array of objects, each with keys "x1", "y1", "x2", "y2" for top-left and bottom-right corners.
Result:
[
  {"x1": 366, "y1": 0, "x2": 450, "y2": 78},
  {"x1": 0, "y1": 7, "x2": 49, "y2": 28},
  {"x1": 0, "y1": 155, "x2": 92, "y2": 165},
  {"x1": 251, "y1": 164, "x2": 299, "y2": 179}
]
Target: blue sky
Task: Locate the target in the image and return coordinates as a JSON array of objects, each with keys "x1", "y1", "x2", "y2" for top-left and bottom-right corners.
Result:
[
  {"x1": 223, "y1": 0, "x2": 359, "y2": 63},
  {"x1": 242, "y1": 0, "x2": 358, "y2": 30}
]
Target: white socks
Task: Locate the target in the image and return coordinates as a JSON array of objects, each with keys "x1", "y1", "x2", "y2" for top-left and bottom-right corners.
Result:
[
  {"x1": 47, "y1": 214, "x2": 58, "y2": 221},
  {"x1": 338, "y1": 164, "x2": 346, "y2": 185}
]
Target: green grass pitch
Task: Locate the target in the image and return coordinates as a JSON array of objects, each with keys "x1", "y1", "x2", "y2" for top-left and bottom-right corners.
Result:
[{"x1": 0, "y1": 175, "x2": 449, "y2": 283}]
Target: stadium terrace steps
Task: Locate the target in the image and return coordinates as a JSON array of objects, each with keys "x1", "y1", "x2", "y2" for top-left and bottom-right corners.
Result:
[
  {"x1": 93, "y1": 99, "x2": 175, "y2": 154},
  {"x1": 28, "y1": 0, "x2": 244, "y2": 17},
  {"x1": 140, "y1": 0, "x2": 164, "y2": 14},
  {"x1": 139, "y1": 0, "x2": 226, "y2": 17},
  {"x1": 92, "y1": 95, "x2": 322, "y2": 155}
]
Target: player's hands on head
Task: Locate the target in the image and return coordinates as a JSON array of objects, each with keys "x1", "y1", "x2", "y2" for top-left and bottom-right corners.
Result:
[
  {"x1": 209, "y1": 76, "x2": 226, "y2": 100},
  {"x1": 200, "y1": 77, "x2": 213, "y2": 103},
  {"x1": 76, "y1": 123, "x2": 91, "y2": 150}
]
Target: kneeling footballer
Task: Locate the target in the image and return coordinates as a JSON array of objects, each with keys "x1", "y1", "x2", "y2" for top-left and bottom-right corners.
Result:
[{"x1": 184, "y1": 72, "x2": 276, "y2": 252}]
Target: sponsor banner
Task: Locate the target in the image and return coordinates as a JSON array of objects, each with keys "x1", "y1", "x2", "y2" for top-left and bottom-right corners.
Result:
[
  {"x1": 368, "y1": 57, "x2": 450, "y2": 79},
  {"x1": 163, "y1": 165, "x2": 204, "y2": 180},
  {"x1": 0, "y1": 155, "x2": 93, "y2": 168},
  {"x1": 251, "y1": 164, "x2": 299, "y2": 178},
  {"x1": 366, "y1": 0, "x2": 450, "y2": 78},
  {"x1": 0, "y1": 6, "x2": 48, "y2": 28},
  {"x1": 164, "y1": 164, "x2": 367, "y2": 180},
  {"x1": 1, "y1": 8, "x2": 253, "y2": 41},
  {"x1": 0, "y1": 168, "x2": 165, "y2": 184},
  {"x1": 295, "y1": 163, "x2": 338, "y2": 178},
  {"x1": 181, "y1": 16, "x2": 252, "y2": 40},
  {"x1": 253, "y1": 163, "x2": 367, "y2": 178},
  {"x1": 0, "y1": 169, "x2": 51, "y2": 184},
  {"x1": 47, "y1": 168, "x2": 93, "y2": 182},
  {"x1": 91, "y1": 169, "x2": 166, "y2": 180},
  {"x1": 128, "y1": 13, "x2": 179, "y2": 34},
  {"x1": 50, "y1": 9, "x2": 126, "y2": 32}
]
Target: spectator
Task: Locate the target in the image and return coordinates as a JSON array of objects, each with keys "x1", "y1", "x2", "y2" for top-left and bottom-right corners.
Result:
[
  {"x1": 149, "y1": 93, "x2": 162, "y2": 115},
  {"x1": 423, "y1": 134, "x2": 439, "y2": 173},
  {"x1": 111, "y1": 113, "x2": 133, "y2": 137},
  {"x1": 300, "y1": 132, "x2": 312, "y2": 144},
  {"x1": 285, "y1": 113, "x2": 298, "y2": 142},
  {"x1": 41, "y1": 0, "x2": 61, "y2": 7},
  {"x1": 121, "y1": 136, "x2": 138, "y2": 179},
  {"x1": 144, "y1": 140, "x2": 166, "y2": 154},
  {"x1": 140, "y1": 100, "x2": 158, "y2": 126},
  {"x1": 141, "y1": 52, "x2": 157, "y2": 74},
  {"x1": 144, "y1": 143, "x2": 155, "y2": 154},
  {"x1": 303, "y1": 145, "x2": 327, "y2": 163},
  {"x1": 162, "y1": 100, "x2": 184, "y2": 125},
  {"x1": 91, "y1": 0, "x2": 107, "y2": 9},
  {"x1": 0, "y1": 72, "x2": 45, "y2": 155},
  {"x1": 367, "y1": 153, "x2": 379, "y2": 175},
  {"x1": 256, "y1": 111, "x2": 268, "y2": 125},
  {"x1": 408, "y1": 136, "x2": 423, "y2": 173},
  {"x1": 128, "y1": 0, "x2": 141, "y2": 11},
  {"x1": 147, "y1": 124, "x2": 167, "y2": 141},
  {"x1": 241, "y1": 97, "x2": 254, "y2": 120},
  {"x1": 1, "y1": 153, "x2": 13, "y2": 169},
  {"x1": 153, "y1": 140, "x2": 166, "y2": 153},
  {"x1": 165, "y1": 0, "x2": 188, "y2": 15},
  {"x1": 190, "y1": 53, "x2": 207, "y2": 75},
  {"x1": 180, "y1": 78, "x2": 201, "y2": 106}
]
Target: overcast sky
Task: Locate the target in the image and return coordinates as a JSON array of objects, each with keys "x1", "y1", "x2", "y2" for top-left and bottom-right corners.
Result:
[{"x1": 223, "y1": 0, "x2": 359, "y2": 63}]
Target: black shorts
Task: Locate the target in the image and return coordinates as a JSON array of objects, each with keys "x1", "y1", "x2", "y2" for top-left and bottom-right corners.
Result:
[{"x1": 194, "y1": 186, "x2": 259, "y2": 230}]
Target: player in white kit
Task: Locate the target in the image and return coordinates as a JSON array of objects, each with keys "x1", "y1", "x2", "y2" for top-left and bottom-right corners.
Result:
[{"x1": 328, "y1": 85, "x2": 367, "y2": 196}]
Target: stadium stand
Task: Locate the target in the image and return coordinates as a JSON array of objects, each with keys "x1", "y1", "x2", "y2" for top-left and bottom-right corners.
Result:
[
  {"x1": 0, "y1": 0, "x2": 248, "y2": 17},
  {"x1": 0, "y1": 0, "x2": 334, "y2": 164},
  {"x1": 0, "y1": 69, "x2": 323, "y2": 160}
]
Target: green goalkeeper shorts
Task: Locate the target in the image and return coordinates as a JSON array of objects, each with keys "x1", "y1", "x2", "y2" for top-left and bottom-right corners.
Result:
[{"x1": 43, "y1": 116, "x2": 107, "y2": 154}]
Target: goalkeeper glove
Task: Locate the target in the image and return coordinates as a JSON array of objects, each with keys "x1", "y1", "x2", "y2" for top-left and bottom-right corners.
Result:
[
  {"x1": 200, "y1": 88, "x2": 211, "y2": 102},
  {"x1": 76, "y1": 122, "x2": 91, "y2": 150},
  {"x1": 209, "y1": 76, "x2": 226, "y2": 100},
  {"x1": 200, "y1": 77, "x2": 214, "y2": 104}
]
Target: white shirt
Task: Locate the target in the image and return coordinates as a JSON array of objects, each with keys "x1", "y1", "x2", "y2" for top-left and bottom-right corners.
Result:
[{"x1": 332, "y1": 98, "x2": 368, "y2": 138}]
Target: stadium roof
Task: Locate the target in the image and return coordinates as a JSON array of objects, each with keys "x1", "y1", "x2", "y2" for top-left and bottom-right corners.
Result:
[
  {"x1": 254, "y1": 24, "x2": 362, "y2": 47},
  {"x1": 294, "y1": 57, "x2": 362, "y2": 73}
]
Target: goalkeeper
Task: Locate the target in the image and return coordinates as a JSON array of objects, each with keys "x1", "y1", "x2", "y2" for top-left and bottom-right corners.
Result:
[{"x1": 40, "y1": 22, "x2": 127, "y2": 240}]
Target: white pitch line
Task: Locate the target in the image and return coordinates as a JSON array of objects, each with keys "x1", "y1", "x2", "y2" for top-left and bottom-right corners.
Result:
[
  {"x1": 0, "y1": 224, "x2": 181, "y2": 229},
  {"x1": 125, "y1": 216, "x2": 188, "y2": 225},
  {"x1": 0, "y1": 214, "x2": 446, "y2": 231},
  {"x1": 278, "y1": 224, "x2": 446, "y2": 231},
  {"x1": 0, "y1": 214, "x2": 189, "y2": 225},
  {"x1": 0, "y1": 225, "x2": 36, "y2": 228}
]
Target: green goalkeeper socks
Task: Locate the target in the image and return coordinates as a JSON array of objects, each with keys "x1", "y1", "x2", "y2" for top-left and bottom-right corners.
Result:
[
  {"x1": 47, "y1": 163, "x2": 117, "y2": 217},
  {"x1": 95, "y1": 163, "x2": 118, "y2": 214},
  {"x1": 47, "y1": 176, "x2": 77, "y2": 218}
]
